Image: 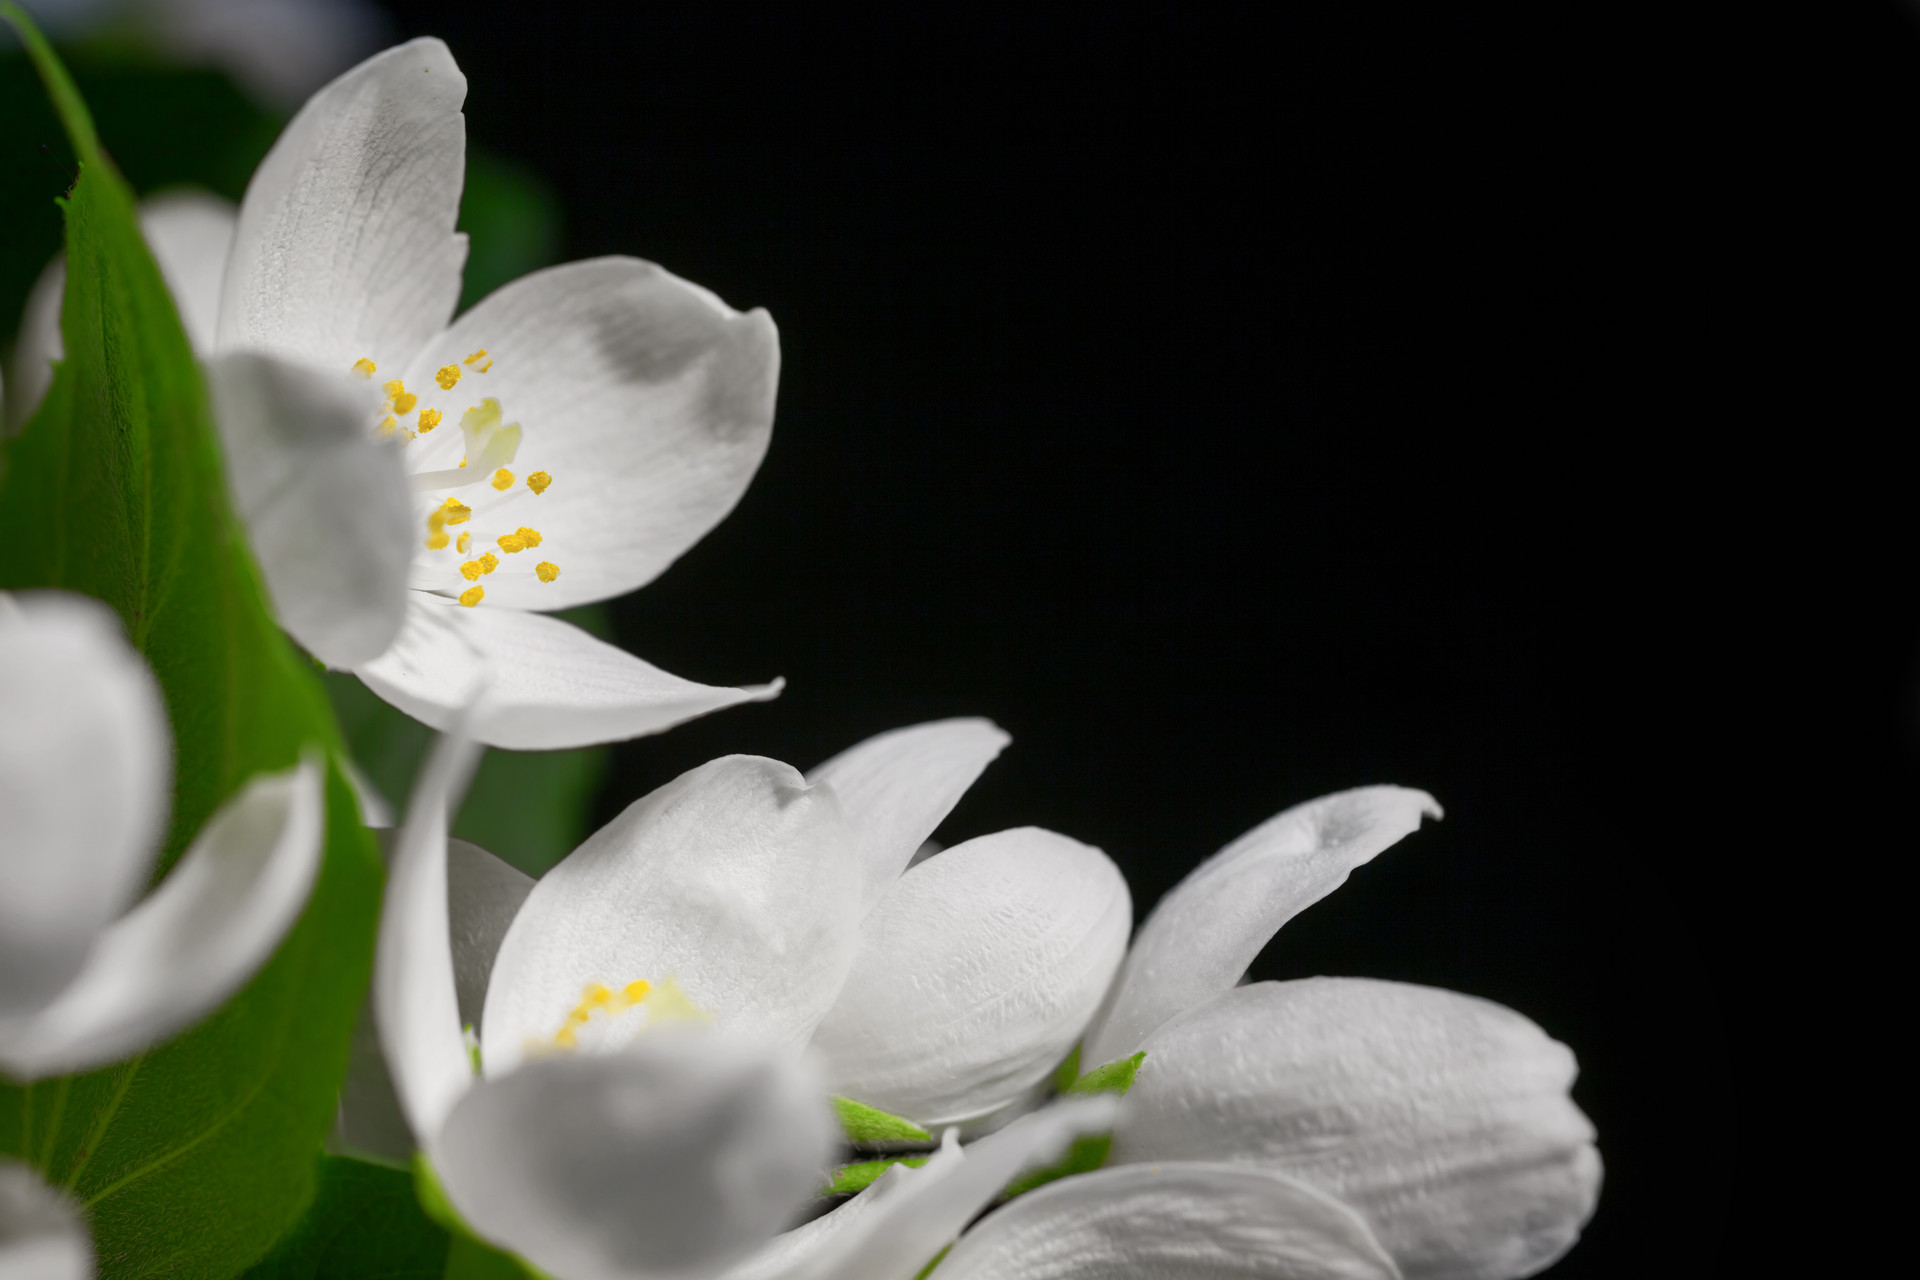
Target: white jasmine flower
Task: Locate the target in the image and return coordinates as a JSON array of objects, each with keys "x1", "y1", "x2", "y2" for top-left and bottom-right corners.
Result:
[
  {"x1": 375, "y1": 730, "x2": 837, "y2": 1280},
  {"x1": 0, "y1": 591, "x2": 323, "y2": 1080},
  {"x1": 0, "y1": 1160, "x2": 92, "y2": 1280},
  {"x1": 10, "y1": 39, "x2": 783, "y2": 750}
]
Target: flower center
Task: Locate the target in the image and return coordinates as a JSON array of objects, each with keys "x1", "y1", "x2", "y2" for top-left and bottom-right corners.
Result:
[
  {"x1": 531, "y1": 976, "x2": 710, "y2": 1056},
  {"x1": 351, "y1": 350, "x2": 564, "y2": 607}
]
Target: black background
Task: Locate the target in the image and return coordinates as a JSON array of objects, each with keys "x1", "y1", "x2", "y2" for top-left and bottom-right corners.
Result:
[{"x1": 362, "y1": 2, "x2": 1736, "y2": 1274}]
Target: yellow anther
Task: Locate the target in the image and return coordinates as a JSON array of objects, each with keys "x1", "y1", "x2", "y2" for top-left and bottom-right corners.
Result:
[
  {"x1": 536, "y1": 561, "x2": 560, "y2": 583},
  {"x1": 478, "y1": 359, "x2": 493, "y2": 372},
  {"x1": 492, "y1": 468, "x2": 515, "y2": 491},
  {"x1": 418, "y1": 408, "x2": 443, "y2": 431},
  {"x1": 526, "y1": 471, "x2": 552, "y2": 495},
  {"x1": 441, "y1": 498, "x2": 472, "y2": 525},
  {"x1": 383, "y1": 379, "x2": 405, "y2": 400},
  {"x1": 436, "y1": 365, "x2": 462, "y2": 390},
  {"x1": 622, "y1": 980, "x2": 651, "y2": 1002},
  {"x1": 393, "y1": 391, "x2": 418, "y2": 414},
  {"x1": 428, "y1": 508, "x2": 447, "y2": 532},
  {"x1": 459, "y1": 585, "x2": 485, "y2": 607},
  {"x1": 583, "y1": 982, "x2": 613, "y2": 1006},
  {"x1": 553, "y1": 1025, "x2": 576, "y2": 1048},
  {"x1": 376, "y1": 416, "x2": 398, "y2": 437},
  {"x1": 479, "y1": 552, "x2": 499, "y2": 575},
  {"x1": 351, "y1": 357, "x2": 377, "y2": 379},
  {"x1": 464, "y1": 348, "x2": 489, "y2": 365},
  {"x1": 426, "y1": 530, "x2": 450, "y2": 550},
  {"x1": 516, "y1": 526, "x2": 543, "y2": 547},
  {"x1": 460, "y1": 560, "x2": 486, "y2": 581},
  {"x1": 497, "y1": 534, "x2": 527, "y2": 553},
  {"x1": 456, "y1": 532, "x2": 471, "y2": 553}
]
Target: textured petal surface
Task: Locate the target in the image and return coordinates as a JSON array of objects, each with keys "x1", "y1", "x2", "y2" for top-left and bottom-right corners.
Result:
[
  {"x1": 357, "y1": 592, "x2": 782, "y2": 749},
  {"x1": 397, "y1": 257, "x2": 778, "y2": 610},
  {"x1": 0, "y1": 592, "x2": 168, "y2": 1018},
  {"x1": 0, "y1": 755, "x2": 323, "y2": 1080},
  {"x1": 6, "y1": 191, "x2": 236, "y2": 428},
  {"x1": 804, "y1": 719, "x2": 1010, "y2": 910},
  {"x1": 207, "y1": 351, "x2": 412, "y2": 667},
  {"x1": 940, "y1": 1162, "x2": 1400, "y2": 1279},
  {"x1": 217, "y1": 38, "x2": 467, "y2": 372},
  {"x1": 812, "y1": 828, "x2": 1130, "y2": 1125},
  {"x1": 1083, "y1": 786, "x2": 1441, "y2": 1066},
  {"x1": 481, "y1": 756, "x2": 862, "y2": 1075},
  {"x1": 1111, "y1": 979, "x2": 1601, "y2": 1280},
  {"x1": 0, "y1": 1160, "x2": 93, "y2": 1280},
  {"x1": 435, "y1": 1032, "x2": 833, "y2": 1280},
  {"x1": 375, "y1": 731, "x2": 483, "y2": 1142},
  {"x1": 447, "y1": 838, "x2": 533, "y2": 1035}
]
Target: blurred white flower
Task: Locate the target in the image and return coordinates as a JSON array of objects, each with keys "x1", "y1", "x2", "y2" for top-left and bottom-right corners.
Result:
[
  {"x1": 10, "y1": 39, "x2": 783, "y2": 750},
  {"x1": 0, "y1": 591, "x2": 323, "y2": 1081},
  {"x1": 0, "y1": 1160, "x2": 92, "y2": 1280}
]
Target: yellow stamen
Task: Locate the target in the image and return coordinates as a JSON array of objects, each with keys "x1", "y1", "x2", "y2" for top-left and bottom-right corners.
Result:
[
  {"x1": 622, "y1": 979, "x2": 651, "y2": 1003},
  {"x1": 459, "y1": 585, "x2": 484, "y2": 607},
  {"x1": 535, "y1": 561, "x2": 560, "y2": 583},
  {"x1": 463, "y1": 348, "x2": 489, "y2": 365},
  {"x1": 492, "y1": 468, "x2": 514, "y2": 491},
  {"x1": 382, "y1": 379, "x2": 405, "y2": 400},
  {"x1": 393, "y1": 391, "x2": 418, "y2": 414},
  {"x1": 477, "y1": 359, "x2": 493, "y2": 372},
  {"x1": 418, "y1": 407, "x2": 443, "y2": 431},
  {"x1": 497, "y1": 534, "x2": 526, "y2": 553},
  {"x1": 478, "y1": 552, "x2": 499, "y2": 575},
  {"x1": 441, "y1": 498, "x2": 472, "y2": 525},
  {"x1": 351, "y1": 357, "x2": 377, "y2": 379},
  {"x1": 460, "y1": 560, "x2": 486, "y2": 581},
  {"x1": 456, "y1": 531, "x2": 471, "y2": 553},
  {"x1": 376, "y1": 416, "x2": 398, "y2": 437},
  {"x1": 436, "y1": 364, "x2": 462, "y2": 390},
  {"x1": 515, "y1": 526, "x2": 543, "y2": 547},
  {"x1": 426, "y1": 530, "x2": 449, "y2": 550},
  {"x1": 526, "y1": 471, "x2": 552, "y2": 495}
]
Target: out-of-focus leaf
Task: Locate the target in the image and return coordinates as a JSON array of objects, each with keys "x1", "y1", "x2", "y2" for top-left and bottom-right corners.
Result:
[
  {"x1": 0, "y1": 12, "x2": 380, "y2": 1277},
  {"x1": 457, "y1": 148, "x2": 560, "y2": 313},
  {"x1": 241, "y1": 1156, "x2": 449, "y2": 1280}
]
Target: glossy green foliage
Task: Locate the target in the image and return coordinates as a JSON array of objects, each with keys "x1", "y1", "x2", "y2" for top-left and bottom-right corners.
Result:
[{"x1": 241, "y1": 1157, "x2": 449, "y2": 1280}]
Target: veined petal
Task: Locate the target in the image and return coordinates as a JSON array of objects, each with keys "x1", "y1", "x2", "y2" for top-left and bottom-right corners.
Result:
[
  {"x1": 812, "y1": 828, "x2": 1130, "y2": 1125},
  {"x1": 481, "y1": 756, "x2": 863, "y2": 1075},
  {"x1": 434, "y1": 1032, "x2": 833, "y2": 1280},
  {"x1": 1111, "y1": 979, "x2": 1601, "y2": 1280},
  {"x1": 375, "y1": 731, "x2": 484, "y2": 1142},
  {"x1": 1082, "y1": 786, "x2": 1440, "y2": 1066},
  {"x1": 357, "y1": 593, "x2": 782, "y2": 749},
  {"x1": 218, "y1": 38, "x2": 467, "y2": 372},
  {"x1": 447, "y1": 838, "x2": 533, "y2": 1035},
  {"x1": 398, "y1": 258, "x2": 778, "y2": 611},
  {"x1": 0, "y1": 1160, "x2": 93, "y2": 1280},
  {"x1": 0, "y1": 592, "x2": 168, "y2": 1019},
  {"x1": 207, "y1": 351, "x2": 412, "y2": 668},
  {"x1": 0, "y1": 755, "x2": 323, "y2": 1081},
  {"x1": 5, "y1": 191, "x2": 236, "y2": 429},
  {"x1": 939, "y1": 1162, "x2": 1400, "y2": 1279},
  {"x1": 804, "y1": 718, "x2": 1011, "y2": 911}
]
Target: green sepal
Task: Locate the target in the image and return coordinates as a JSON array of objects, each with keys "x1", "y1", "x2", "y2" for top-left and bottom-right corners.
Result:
[
  {"x1": 833, "y1": 1096, "x2": 933, "y2": 1146},
  {"x1": 821, "y1": 1155, "x2": 931, "y2": 1198},
  {"x1": 913, "y1": 1243, "x2": 953, "y2": 1279},
  {"x1": 997, "y1": 1133, "x2": 1112, "y2": 1202},
  {"x1": 1065, "y1": 1050, "x2": 1146, "y2": 1096},
  {"x1": 413, "y1": 1155, "x2": 551, "y2": 1280},
  {"x1": 241, "y1": 1155, "x2": 450, "y2": 1279},
  {"x1": 1051, "y1": 1045, "x2": 1082, "y2": 1093}
]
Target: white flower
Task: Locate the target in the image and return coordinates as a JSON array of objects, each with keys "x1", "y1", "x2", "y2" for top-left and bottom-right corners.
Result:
[
  {"x1": 375, "y1": 730, "x2": 836, "y2": 1280},
  {"x1": 0, "y1": 1159, "x2": 92, "y2": 1280},
  {"x1": 0, "y1": 591, "x2": 323, "y2": 1081},
  {"x1": 10, "y1": 40, "x2": 784, "y2": 751},
  {"x1": 1042, "y1": 787, "x2": 1602, "y2": 1280},
  {"x1": 460, "y1": 718, "x2": 1129, "y2": 1130}
]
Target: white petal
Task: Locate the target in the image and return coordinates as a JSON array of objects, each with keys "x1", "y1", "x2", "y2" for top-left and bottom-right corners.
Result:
[
  {"x1": 397, "y1": 257, "x2": 778, "y2": 611},
  {"x1": 771, "y1": 1096, "x2": 1122, "y2": 1280},
  {"x1": 217, "y1": 38, "x2": 467, "y2": 373},
  {"x1": 5, "y1": 192, "x2": 235, "y2": 428},
  {"x1": 804, "y1": 718, "x2": 1011, "y2": 910},
  {"x1": 0, "y1": 755, "x2": 323, "y2": 1080},
  {"x1": 434, "y1": 1031, "x2": 833, "y2": 1280},
  {"x1": 939, "y1": 1162, "x2": 1400, "y2": 1280},
  {"x1": 480, "y1": 756, "x2": 862, "y2": 1076},
  {"x1": 0, "y1": 592, "x2": 168, "y2": 1018},
  {"x1": 206, "y1": 351, "x2": 412, "y2": 667},
  {"x1": 0, "y1": 1160, "x2": 93, "y2": 1280},
  {"x1": 357, "y1": 592, "x2": 782, "y2": 749},
  {"x1": 375, "y1": 730, "x2": 484, "y2": 1142},
  {"x1": 447, "y1": 838, "x2": 532, "y2": 1035},
  {"x1": 811, "y1": 828, "x2": 1130, "y2": 1125},
  {"x1": 1111, "y1": 979, "x2": 1601, "y2": 1280},
  {"x1": 1082, "y1": 786, "x2": 1440, "y2": 1066}
]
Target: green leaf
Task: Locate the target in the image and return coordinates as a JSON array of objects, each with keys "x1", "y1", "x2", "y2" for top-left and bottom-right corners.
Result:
[
  {"x1": 821, "y1": 1155, "x2": 930, "y2": 1198},
  {"x1": 0, "y1": 10, "x2": 381, "y2": 1276},
  {"x1": 832, "y1": 1096, "x2": 933, "y2": 1147},
  {"x1": 413, "y1": 1157, "x2": 547, "y2": 1280},
  {"x1": 1065, "y1": 1051, "x2": 1146, "y2": 1097},
  {"x1": 241, "y1": 1157, "x2": 449, "y2": 1280},
  {"x1": 457, "y1": 148, "x2": 561, "y2": 313}
]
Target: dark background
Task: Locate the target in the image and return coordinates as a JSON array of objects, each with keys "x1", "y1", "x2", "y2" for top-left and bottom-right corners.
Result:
[{"x1": 370, "y1": 2, "x2": 1731, "y2": 1274}]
